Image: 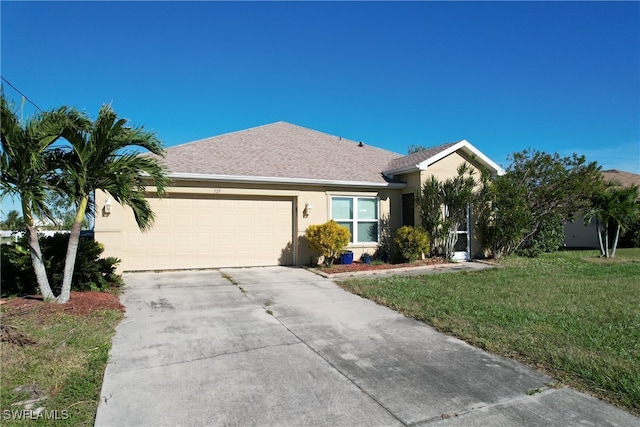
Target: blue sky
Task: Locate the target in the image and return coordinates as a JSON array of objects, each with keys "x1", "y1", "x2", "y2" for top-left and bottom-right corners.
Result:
[{"x1": 1, "y1": 1, "x2": 639, "y2": 217}]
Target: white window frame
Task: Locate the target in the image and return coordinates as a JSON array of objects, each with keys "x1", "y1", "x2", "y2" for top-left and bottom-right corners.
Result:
[{"x1": 330, "y1": 196, "x2": 379, "y2": 244}]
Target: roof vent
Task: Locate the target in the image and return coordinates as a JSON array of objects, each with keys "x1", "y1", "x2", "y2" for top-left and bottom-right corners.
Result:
[{"x1": 358, "y1": 141, "x2": 364, "y2": 147}]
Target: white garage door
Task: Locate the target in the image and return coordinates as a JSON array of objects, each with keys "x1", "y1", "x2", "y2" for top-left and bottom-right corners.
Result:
[{"x1": 122, "y1": 195, "x2": 294, "y2": 271}]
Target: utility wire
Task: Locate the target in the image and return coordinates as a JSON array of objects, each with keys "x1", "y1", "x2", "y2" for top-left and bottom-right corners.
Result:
[{"x1": 1, "y1": 75, "x2": 44, "y2": 113}]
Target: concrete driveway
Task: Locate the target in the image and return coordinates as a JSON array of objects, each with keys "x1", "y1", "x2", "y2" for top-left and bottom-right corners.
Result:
[{"x1": 95, "y1": 267, "x2": 638, "y2": 426}]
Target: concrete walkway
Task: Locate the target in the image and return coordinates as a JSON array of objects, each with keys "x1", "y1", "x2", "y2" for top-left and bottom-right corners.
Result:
[{"x1": 95, "y1": 267, "x2": 638, "y2": 426}]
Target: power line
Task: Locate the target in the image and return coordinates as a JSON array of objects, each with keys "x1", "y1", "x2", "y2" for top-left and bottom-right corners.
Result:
[{"x1": 1, "y1": 75, "x2": 43, "y2": 113}]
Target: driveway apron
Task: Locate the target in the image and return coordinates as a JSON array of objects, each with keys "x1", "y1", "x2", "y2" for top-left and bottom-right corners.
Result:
[{"x1": 95, "y1": 267, "x2": 639, "y2": 427}]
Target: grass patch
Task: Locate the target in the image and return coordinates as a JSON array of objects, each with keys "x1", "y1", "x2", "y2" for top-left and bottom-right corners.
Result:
[
  {"x1": 338, "y1": 248, "x2": 640, "y2": 415},
  {"x1": 1, "y1": 300, "x2": 123, "y2": 426}
]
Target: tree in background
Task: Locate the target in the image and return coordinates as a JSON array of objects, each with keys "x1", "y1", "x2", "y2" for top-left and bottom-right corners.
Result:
[
  {"x1": 477, "y1": 150, "x2": 602, "y2": 258},
  {"x1": 55, "y1": 104, "x2": 169, "y2": 303},
  {"x1": 43, "y1": 191, "x2": 89, "y2": 230},
  {"x1": 407, "y1": 144, "x2": 435, "y2": 154},
  {"x1": 585, "y1": 183, "x2": 639, "y2": 258},
  {"x1": 0, "y1": 209, "x2": 24, "y2": 230}
]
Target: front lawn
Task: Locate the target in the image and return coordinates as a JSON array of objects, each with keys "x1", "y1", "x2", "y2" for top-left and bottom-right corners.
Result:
[
  {"x1": 1, "y1": 292, "x2": 123, "y2": 426},
  {"x1": 338, "y1": 249, "x2": 640, "y2": 415}
]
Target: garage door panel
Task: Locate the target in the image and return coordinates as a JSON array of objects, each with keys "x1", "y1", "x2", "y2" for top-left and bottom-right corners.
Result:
[
  {"x1": 122, "y1": 196, "x2": 293, "y2": 270},
  {"x1": 173, "y1": 233, "x2": 195, "y2": 247},
  {"x1": 174, "y1": 213, "x2": 194, "y2": 227},
  {"x1": 147, "y1": 233, "x2": 171, "y2": 247},
  {"x1": 195, "y1": 214, "x2": 214, "y2": 227}
]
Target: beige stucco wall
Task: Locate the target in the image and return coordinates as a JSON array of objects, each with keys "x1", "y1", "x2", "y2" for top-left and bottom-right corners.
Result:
[
  {"x1": 95, "y1": 180, "x2": 403, "y2": 271},
  {"x1": 94, "y1": 150, "x2": 499, "y2": 270}
]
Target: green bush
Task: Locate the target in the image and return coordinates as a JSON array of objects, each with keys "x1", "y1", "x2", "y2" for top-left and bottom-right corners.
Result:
[
  {"x1": 1, "y1": 234, "x2": 123, "y2": 297},
  {"x1": 515, "y1": 213, "x2": 564, "y2": 257},
  {"x1": 395, "y1": 226, "x2": 429, "y2": 262},
  {"x1": 619, "y1": 218, "x2": 640, "y2": 248},
  {"x1": 306, "y1": 220, "x2": 351, "y2": 266}
]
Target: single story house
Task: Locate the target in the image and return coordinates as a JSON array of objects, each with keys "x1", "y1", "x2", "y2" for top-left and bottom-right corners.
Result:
[
  {"x1": 94, "y1": 122, "x2": 504, "y2": 271},
  {"x1": 564, "y1": 169, "x2": 640, "y2": 248}
]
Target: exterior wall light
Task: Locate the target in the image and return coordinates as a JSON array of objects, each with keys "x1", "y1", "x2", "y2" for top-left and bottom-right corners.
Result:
[
  {"x1": 103, "y1": 198, "x2": 112, "y2": 214},
  {"x1": 303, "y1": 202, "x2": 312, "y2": 218}
]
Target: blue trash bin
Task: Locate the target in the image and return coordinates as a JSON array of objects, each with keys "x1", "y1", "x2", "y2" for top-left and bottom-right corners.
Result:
[{"x1": 340, "y1": 251, "x2": 354, "y2": 265}]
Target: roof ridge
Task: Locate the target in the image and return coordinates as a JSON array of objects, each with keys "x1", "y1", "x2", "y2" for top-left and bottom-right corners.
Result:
[
  {"x1": 165, "y1": 121, "x2": 290, "y2": 151},
  {"x1": 166, "y1": 121, "x2": 404, "y2": 157}
]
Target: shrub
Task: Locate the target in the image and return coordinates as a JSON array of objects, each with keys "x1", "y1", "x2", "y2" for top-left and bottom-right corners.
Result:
[
  {"x1": 1, "y1": 234, "x2": 123, "y2": 297},
  {"x1": 619, "y1": 218, "x2": 640, "y2": 248},
  {"x1": 306, "y1": 220, "x2": 351, "y2": 266},
  {"x1": 515, "y1": 213, "x2": 564, "y2": 257},
  {"x1": 395, "y1": 226, "x2": 429, "y2": 262}
]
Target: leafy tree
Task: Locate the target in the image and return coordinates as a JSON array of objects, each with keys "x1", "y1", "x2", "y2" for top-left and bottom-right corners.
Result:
[
  {"x1": 1, "y1": 209, "x2": 24, "y2": 230},
  {"x1": 43, "y1": 191, "x2": 89, "y2": 230},
  {"x1": 477, "y1": 150, "x2": 602, "y2": 258},
  {"x1": 306, "y1": 220, "x2": 351, "y2": 266},
  {"x1": 515, "y1": 213, "x2": 564, "y2": 257},
  {"x1": 0, "y1": 93, "x2": 84, "y2": 300},
  {"x1": 407, "y1": 144, "x2": 434, "y2": 154},
  {"x1": 476, "y1": 169, "x2": 531, "y2": 258},
  {"x1": 416, "y1": 163, "x2": 477, "y2": 259},
  {"x1": 55, "y1": 104, "x2": 169, "y2": 303},
  {"x1": 585, "y1": 183, "x2": 640, "y2": 258}
]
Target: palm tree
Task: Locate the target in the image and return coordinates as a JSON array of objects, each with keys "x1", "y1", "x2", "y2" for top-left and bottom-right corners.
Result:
[
  {"x1": 1, "y1": 209, "x2": 24, "y2": 230},
  {"x1": 56, "y1": 104, "x2": 169, "y2": 303},
  {"x1": 586, "y1": 183, "x2": 640, "y2": 258},
  {"x1": 417, "y1": 163, "x2": 476, "y2": 259},
  {"x1": 0, "y1": 94, "x2": 84, "y2": 300}
]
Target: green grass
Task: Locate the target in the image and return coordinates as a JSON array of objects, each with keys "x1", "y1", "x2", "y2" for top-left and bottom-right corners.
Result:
[
  {"x1": 1, "y1": 307, "x2": 123, "y2": 426},
  {"x1": 338, "y1": 248, "x2": 640, "y2": 415}
]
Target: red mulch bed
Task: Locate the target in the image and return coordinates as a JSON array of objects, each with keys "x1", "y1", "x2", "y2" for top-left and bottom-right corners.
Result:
[
  {"x1": 316, "y1": 257, "x2": 449, "y2": 274},
  {"x1": 1, "y1": 291, "x2": 124, "y2": 318}
]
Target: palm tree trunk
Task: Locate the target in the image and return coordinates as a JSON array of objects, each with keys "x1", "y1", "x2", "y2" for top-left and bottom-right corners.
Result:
[
  {"x1": 57, "y1": 197, "x2": 87, "y2": 304},
  {"x1": 596, "y1": 219, "x2": 605, "y2": 257},
  {"x1": 604, "y1": 222, "x2": 610, "y2": 258},
  {"x1": 22, "y1": 202, "x2": 55, "y2": 300},
  {"x1": 26, "y1": 224, "x2": 55, "y2": 300},
  {"x1": 611, "y1": 225, "x2": 621, "y2": 259}
]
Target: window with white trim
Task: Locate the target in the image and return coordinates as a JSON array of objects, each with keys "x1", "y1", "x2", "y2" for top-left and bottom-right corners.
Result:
[{"x1": 331, "y1": 196, "x2": 379, "y2": 244}]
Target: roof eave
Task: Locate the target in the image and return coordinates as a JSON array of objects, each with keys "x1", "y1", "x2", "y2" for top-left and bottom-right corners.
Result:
[
  {"x1": 382, "y1": 164, "x2": 420, "y2": 176},
  {"x1": 167, "y1": 172, "x2": 406, "y2": 189},
  {"x1": 418, "y1": 140, "x2": 505, "y2": 175}
]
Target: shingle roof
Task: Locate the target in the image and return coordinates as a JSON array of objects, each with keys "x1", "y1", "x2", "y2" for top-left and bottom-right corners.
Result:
[
  {"x1": 602, "y1": 169, "x2": 640, "y2": 188},
  {"x1": 162, "y1": 122, "x2": 404, "y2": 184},
  {"x1": 384, "y1": 142, "x2": 459, "y2": 172}
]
